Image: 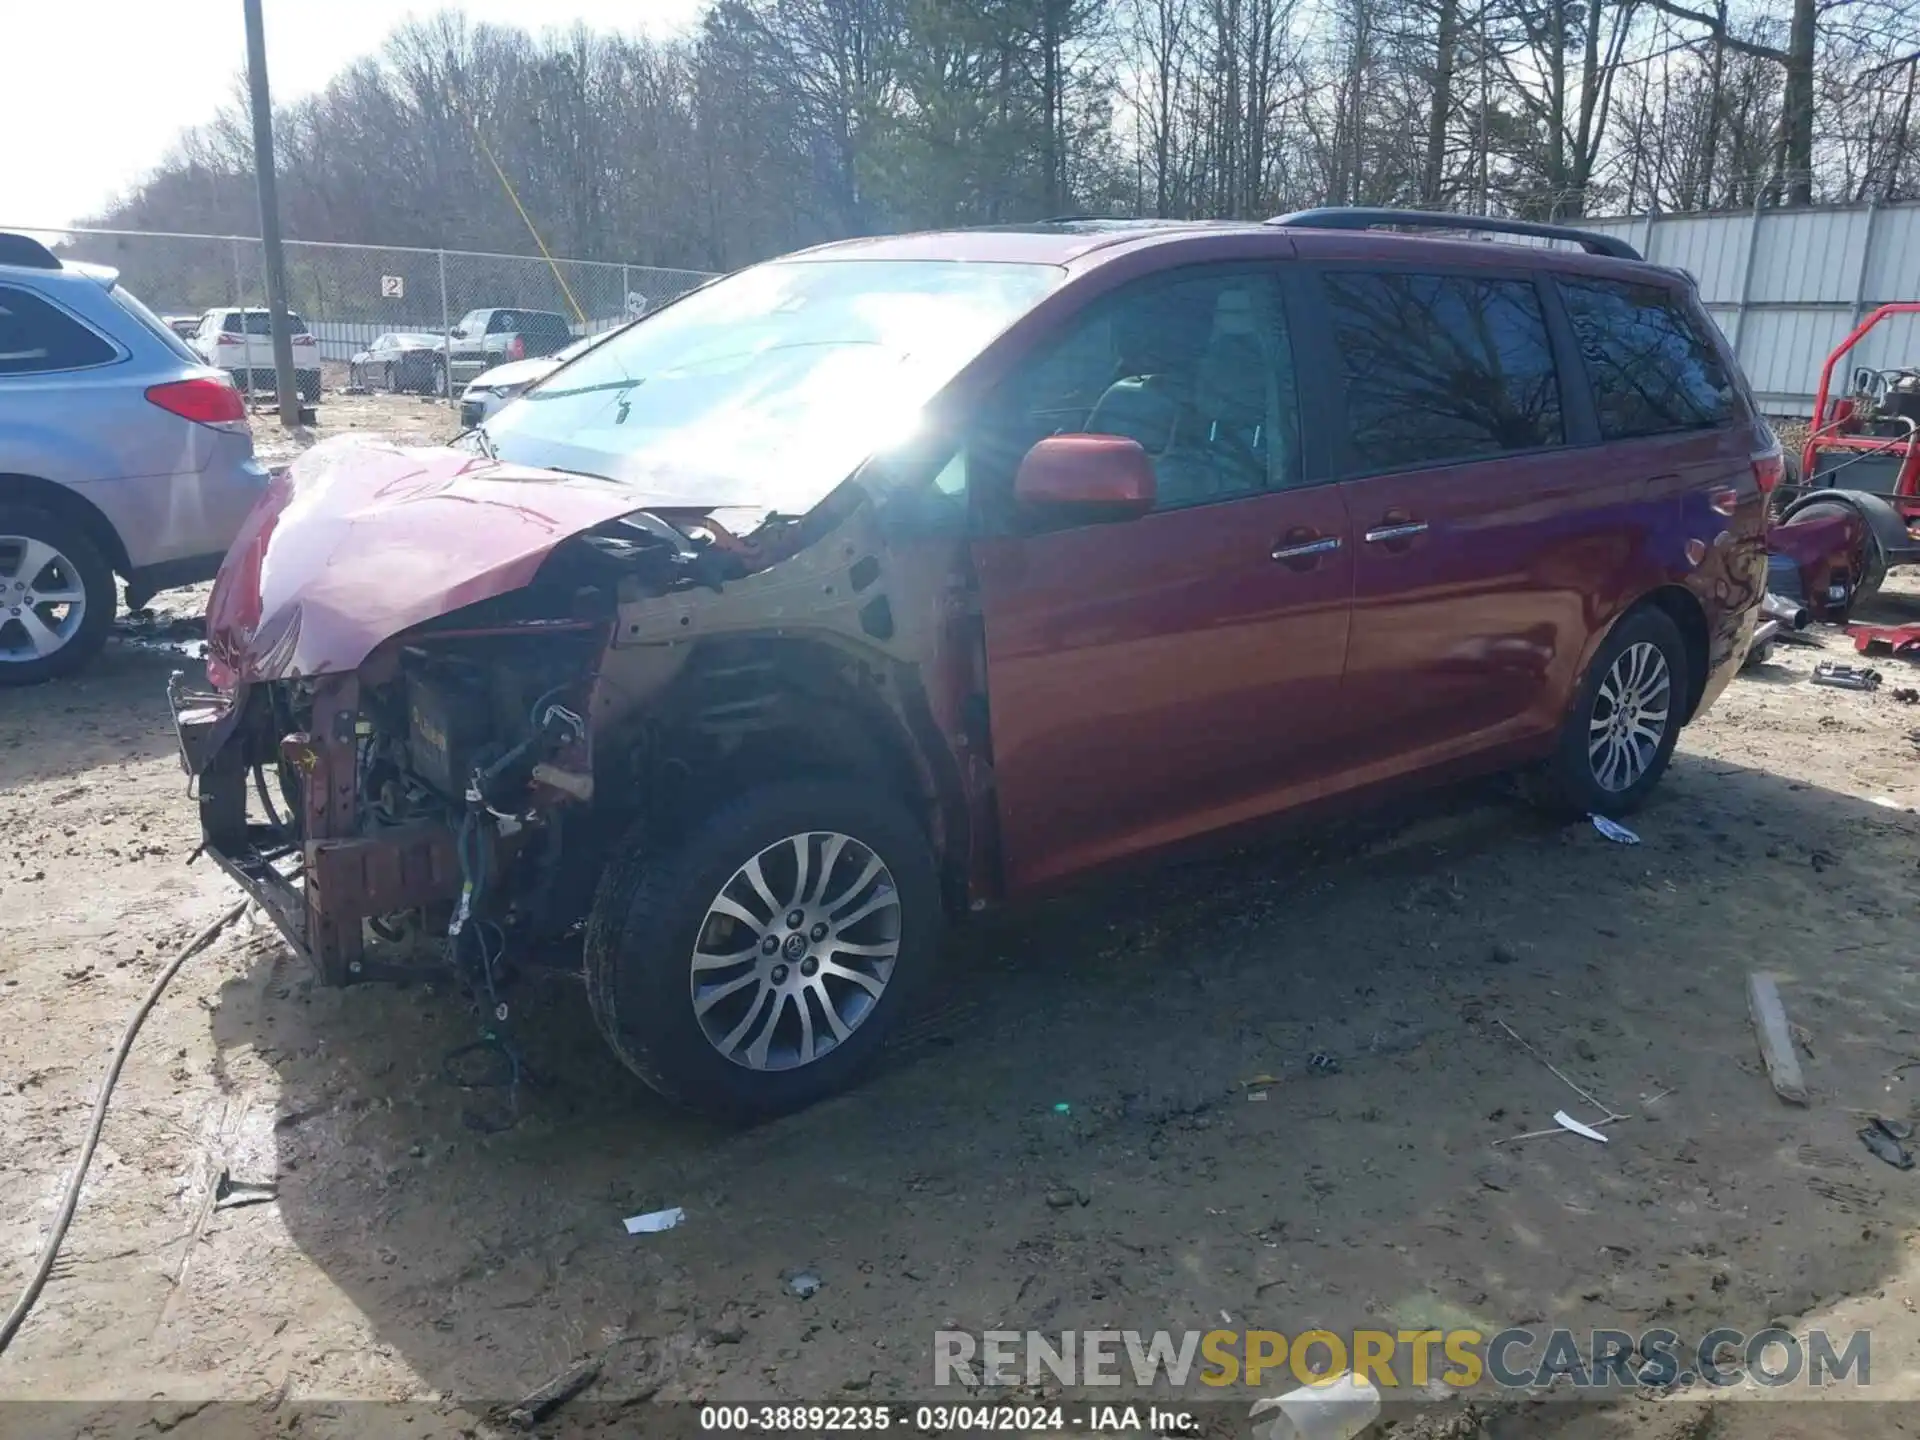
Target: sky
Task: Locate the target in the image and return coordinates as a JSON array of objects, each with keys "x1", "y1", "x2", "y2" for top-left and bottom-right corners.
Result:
[{"x1": 2, "y1": 0, "x2": 709, "y2": 231}]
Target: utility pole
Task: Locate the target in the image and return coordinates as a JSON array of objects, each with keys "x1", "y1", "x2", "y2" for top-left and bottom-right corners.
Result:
[{"x1": 243, "y1": 0, "x2": 301, "y2": 428}]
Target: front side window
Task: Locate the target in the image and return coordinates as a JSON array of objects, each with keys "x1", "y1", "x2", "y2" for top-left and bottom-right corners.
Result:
[
  {"x1": 1557, "y1": 278, "x2": 1735, "y2": 438},
  {"x1": 1324, "y1": 271, "x2": 1564, "y2": 472},
  {"x1": 967, "y1": 269, "x2": 1300, "y2": 514},
  {"x1": 0, "y1": 286, "x2": 117, "y2": 374},
  {"x1": 485, "y1": 258, "x2": 1065, "y2": 513}
]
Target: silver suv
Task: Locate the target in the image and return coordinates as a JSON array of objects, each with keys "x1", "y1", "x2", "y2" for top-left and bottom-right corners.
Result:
[{"x1": 0, "y1": 233, "x2": 269, "y2": 684}]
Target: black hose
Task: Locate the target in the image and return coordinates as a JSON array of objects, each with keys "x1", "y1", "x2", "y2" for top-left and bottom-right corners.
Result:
[
  {"x1": 253, "y1": 764, "x2": 290, "y2": 838},
  {"x1": 0, "y1": 897, "x2": 250, "y2": 1357}
]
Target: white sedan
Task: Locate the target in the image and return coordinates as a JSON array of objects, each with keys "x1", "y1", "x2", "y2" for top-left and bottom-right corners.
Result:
[{"x1": 458, "y1": 331, "x2": 605, "y2": 429}]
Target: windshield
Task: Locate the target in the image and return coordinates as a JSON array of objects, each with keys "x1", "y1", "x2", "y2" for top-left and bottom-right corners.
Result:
[
  {"x1": 484, "y1": 258, "x2": 1064, "y2": 511},
  {"x1": 228, "y1": 311, "x2": 307, "y2": 336}
]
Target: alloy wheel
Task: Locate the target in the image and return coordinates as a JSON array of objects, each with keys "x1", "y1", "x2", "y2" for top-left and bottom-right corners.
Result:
[
  {"x1": 1588, "y1": 640, "x2": 1671, "y2": 792},
  {"x1": 0, "y1": 536, "x2": 87, "y2": 665},
  {"x1": 689, "y1": 831, "x2": 902, "y2": 1072}
]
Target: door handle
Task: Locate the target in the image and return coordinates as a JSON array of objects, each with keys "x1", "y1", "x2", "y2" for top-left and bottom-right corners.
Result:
[
  {"x1": 1363, "y1": 522, "x2": 1429, "y2": 544},
  {"x1": 1271, "y1": 535, "x2": 1342, "y2": 561}
]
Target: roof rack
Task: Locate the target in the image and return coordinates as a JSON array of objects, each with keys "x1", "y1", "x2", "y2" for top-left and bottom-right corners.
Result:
[
  {"x1": 0, "y1": 233, "x2": 63, "y2": 270},
  {"x1": 1264, "y1": 207, "x2": 1641, "y2": 261}
]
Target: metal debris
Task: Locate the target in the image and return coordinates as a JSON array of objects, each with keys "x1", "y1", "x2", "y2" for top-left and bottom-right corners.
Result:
[
  {"x1": 1860, "y1": 1125, "x2": 1915, "y2": 1171},
  {"x1": 1589, "y1": 815, "x2": 1640, "y2": 845},
  {"x1": 211, "y1": 1169, "x2": 278, "y2": 1211},
  {"x1": 623, "y1": 1206, "x2": 686, "y2": 1235}
]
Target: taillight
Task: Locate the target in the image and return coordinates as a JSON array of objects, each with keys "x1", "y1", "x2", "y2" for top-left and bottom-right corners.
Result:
[
  {"x1": 506, "y1": 334, "x2": 525, "y2": 361},
  {"x1": 147, "y1": 376, "x2": 247, "y2": 426},
  {"x1": 1752, "y1": 441, "x2": 1784, "y2": 496},
  {"x1": 292, "y1": 332, "x2": 315, "y2": 345}
]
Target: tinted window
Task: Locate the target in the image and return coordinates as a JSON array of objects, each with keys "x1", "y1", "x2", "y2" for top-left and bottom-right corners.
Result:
[
  {"x1": 1557, "y1": 278, "x2": 1734, "y2": 437},
  {"x1": 1324, "y1": 272, "x2": 1564, "y2": 471},
  {"x1": 489, "y1": 311, "x2": 519, "y2": 334},
  {"x1": 527, "y1": 313, "x2": 572, "y2": 346},
  {"x1": 970, "y1": 270, "x2": 1300, "y2": 513},
  {"x1": 233, "y1": 311, "x2": 305, "y2": 336},
  {"x1": 0, "y1": 286, "x2": 117, "y2": 374}
]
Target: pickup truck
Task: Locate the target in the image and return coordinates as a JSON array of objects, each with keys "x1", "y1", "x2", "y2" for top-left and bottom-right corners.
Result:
[{"x1": 446, "y1": 307, "x2": 574, "y2": 385}]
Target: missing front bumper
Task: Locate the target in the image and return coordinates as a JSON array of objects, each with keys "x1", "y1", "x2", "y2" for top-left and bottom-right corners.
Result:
[{"x1": 174, "y1": 673, "x2": 465, "y2": 985}]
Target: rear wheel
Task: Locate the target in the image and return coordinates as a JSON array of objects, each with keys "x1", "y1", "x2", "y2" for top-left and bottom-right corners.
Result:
[
  {"x1": 1534, "y1": 606, "x2": 1689, "y2": 818},
  {"x1": 584, "y1": 779, "x2": 940, "y2": 1118},
  {"x1": 0, "y1": 506, "x2": 115, "y2": 686},
  {"x1": 426, "y1": 356, "x2": 447, "y2": 398}
]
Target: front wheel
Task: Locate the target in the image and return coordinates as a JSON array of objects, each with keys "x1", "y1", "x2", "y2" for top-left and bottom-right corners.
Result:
[
  {"x1": 584, "y1": 780, "x2": 941, "y2": 1118},
  {"x1": 1534, "y1": 606, "x2": 1689, "y2": 818}
]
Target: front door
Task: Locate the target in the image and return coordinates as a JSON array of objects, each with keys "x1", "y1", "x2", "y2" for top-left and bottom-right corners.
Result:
[{"x1": 966, "y1": 266, "x2": 1356, "y2": 894}]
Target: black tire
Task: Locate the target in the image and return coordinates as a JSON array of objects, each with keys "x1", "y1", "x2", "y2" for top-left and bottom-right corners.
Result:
[
  {"x1": 1791, "y1": 500, "x2": 1885, "y2": 609},
  {"x1": 1534, "y1": 605, "x2": 1690, "y2": 818},
  {"x1": 584, "y1": 779, "x2": 941, "y2": 1118},
  {"x1": 0, "y1": 505, "x2": 116, "y2": 687},
  {"x1": 426, "y1": 357, "x2": 446, "y2": 398}
]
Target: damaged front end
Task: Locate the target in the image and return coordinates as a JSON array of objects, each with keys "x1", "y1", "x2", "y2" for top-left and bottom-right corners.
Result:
[{"x1": 173, "y1": 435, "x2": 973, "y2": 992}]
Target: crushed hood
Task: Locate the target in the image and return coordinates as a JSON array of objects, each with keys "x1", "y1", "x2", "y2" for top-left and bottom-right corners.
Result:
[{"x1": 206, "y1": 436, "x2": 692, "y2": 683}]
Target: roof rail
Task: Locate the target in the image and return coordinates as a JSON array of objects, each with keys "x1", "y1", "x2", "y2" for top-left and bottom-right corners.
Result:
[
  {"x1": 0, "y1": 232, "x2": 63, "y2": 270},
  {"x1": 1264, "y1": 207, "x2": 1641, "y2": 261}
]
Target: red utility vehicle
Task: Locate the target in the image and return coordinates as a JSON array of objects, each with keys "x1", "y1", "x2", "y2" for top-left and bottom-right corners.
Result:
[
  {"x1": 1779, "y1": 302, "x2": 1920, "y2": 603},
  {"x1": 173, "y1": 209, "x2": 1772, "y2": 1116}
]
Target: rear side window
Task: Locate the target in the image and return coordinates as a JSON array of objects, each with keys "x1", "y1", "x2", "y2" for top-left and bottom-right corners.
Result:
[
  {"x1": 1323, "y1": 271, "x2": 1564, "y2": 472},
  {"x1": 489, "y1": 311, "x2": 519, "y2": 334},
  {"x1": 0, "y1": 286, "x2": 118, "y2": 374},
  {"x1": 109, "y1": 285, "x2": 201, "y2": 363},
  {"x1": 1556, "y1": 278, "x2": 1734, "y2": 437}
]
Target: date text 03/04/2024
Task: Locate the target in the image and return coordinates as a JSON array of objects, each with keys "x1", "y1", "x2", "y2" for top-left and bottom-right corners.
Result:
[{"x1": 698, "y1": 1404, "x2": 1198, "y2": 1433}]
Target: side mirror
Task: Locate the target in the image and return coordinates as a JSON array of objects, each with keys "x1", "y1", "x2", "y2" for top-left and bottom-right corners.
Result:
[{"x1": 1014, "y1": 434, "x2": 1156, "y2": 519}]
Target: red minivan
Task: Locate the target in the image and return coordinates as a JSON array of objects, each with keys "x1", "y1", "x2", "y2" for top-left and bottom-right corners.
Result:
[{"x1": 174, "y1": 209, "x2": 1773, "y2": 1116}]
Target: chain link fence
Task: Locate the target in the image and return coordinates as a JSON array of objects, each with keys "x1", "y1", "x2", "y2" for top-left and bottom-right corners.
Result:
[{"x1": 6, "y1": 225, "x2": 715, "y2": 403}]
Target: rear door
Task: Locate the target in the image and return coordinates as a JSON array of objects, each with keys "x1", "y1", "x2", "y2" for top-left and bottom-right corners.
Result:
[
  {"x1": 1554, "y1": 275, "x2": 1763, "y2": 683},
  {"x1": 1311, "y1": 265, "x2": 1603, "y2": 779},
  {"x1": 968, "y1": 263, "x2": 1356, "y2": 893}
]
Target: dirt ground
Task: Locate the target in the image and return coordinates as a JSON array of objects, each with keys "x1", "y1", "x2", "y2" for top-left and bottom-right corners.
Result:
[{"x1": 5, "y1": 397, "x2": 1920, "y2": 1437}]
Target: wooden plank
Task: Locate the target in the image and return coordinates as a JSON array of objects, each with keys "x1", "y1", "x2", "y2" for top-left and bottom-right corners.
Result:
[{"x1": 1749, "y1": 972, "x2": 1810, "y2": 1106}]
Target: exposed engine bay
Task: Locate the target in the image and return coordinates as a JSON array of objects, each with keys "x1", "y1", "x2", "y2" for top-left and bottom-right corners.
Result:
[{"x1": 170, "y1": 481, "x2": 971, "y2": 1084}]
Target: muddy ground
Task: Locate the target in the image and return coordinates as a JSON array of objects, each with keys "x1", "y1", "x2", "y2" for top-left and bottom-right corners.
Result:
[{"x1": 4, "y1": 397, "x2": 1920, "y2": 1438}]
